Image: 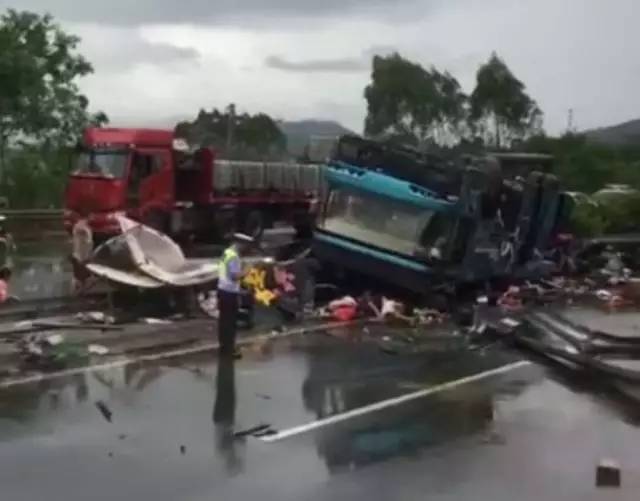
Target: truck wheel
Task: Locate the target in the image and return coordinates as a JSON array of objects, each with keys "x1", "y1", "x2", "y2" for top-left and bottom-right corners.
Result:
[
  {"x1": 243, "y1": 211, "x2": 264, "y2": 240},
  {"x1": 143, "y1": 210, "x2": 168, "y2": 234},
  {"x1": 293, "y1": 210, "x2": 313, "y2": 240}
]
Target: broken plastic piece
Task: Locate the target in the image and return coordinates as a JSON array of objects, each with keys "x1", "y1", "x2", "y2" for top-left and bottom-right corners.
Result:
[
  {"x1": 95, "y1": 400, "x2": 113, "y2": 423},
  {"x1": 233, "y1": 424, "x2": 271, "y2": 438},
  {"x1": 501, "y1": 318, "x2": 521, "y2": 328},
  {"x1": 46, "y1": 334, "x2": 64, "y2": 346},
  {"x1": 253, "y1": 428, "x2": 277, "y2": 437},
  {"x1": 595, "y1": 289, "x2": 613, "y2": 301},
  {"x1": 76, "y1": 311, "x2": 114, "y2": 324},
  {"x1": 143, "y1": 318, "x2": 172, "y2": 325},
  {"x1": 88, "y1": 344, "x2": 109, "y2": 356}
]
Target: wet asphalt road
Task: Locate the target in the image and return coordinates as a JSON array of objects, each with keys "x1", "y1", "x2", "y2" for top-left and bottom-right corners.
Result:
[{"x1": 1, "y1": 326, "x2": 640, "y2": 501}]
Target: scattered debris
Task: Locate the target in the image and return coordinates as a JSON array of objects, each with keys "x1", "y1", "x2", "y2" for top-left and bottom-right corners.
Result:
[
  {"x1": 253, "y1": 428, "x2": 277, "y2": 437},
  {"x1": 380, "y1": 346, "x2": 400, "y2": 355},
  {"x1": 197, "y1": 291, "x2": 218, "y2": 318},
  {"x1": 143, "y1": 317, "x2": 173, "y2": 325},
  {"x1": 503, "y1": 311, "x2": 640, "y2": 383},
  {"x1": 233, "y1": 424, "x2": 271, "y2": 438},
  {"x1": 595, "y1": 289, "x2": 614, "y2": 302},
  {"x1": 18, "y1": 333, "x2": 88, "y2": 371},
  {"x1": 596, "y1": 459, "x2": 621, "y2": 488},
  {"x1": 75, "y1": 311, "x2": 116, "y2": 325},
  {"x1": 317, "y1": 296, "x2": 358, "y2": 322},
  {"x1": 88, "y1": 344, "x2": 109, "y2": 356},
  {"x1": 46, "y1": 334, "x2": 64, "y2": 346},
  {"x1": 498, "y1": 286, "x2": 524, "y2": 312},
  {"x1": 95, "y1": 400, "x2": 113, "y2": 423},
  {"x1": 31, "y1": 320, "x2": 121, "y2": 331},
  {"x1": 414, "y1": 307, "x2": 447, "y2": 325}
]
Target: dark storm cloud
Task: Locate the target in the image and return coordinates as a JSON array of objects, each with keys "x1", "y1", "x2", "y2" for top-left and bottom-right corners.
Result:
[
  {"x1": 0, "y1": 0, "x2": 429, "y2": 25},
  {"x1": 121, "y1": 42, "x2": 200, "y2": 68},
  {"x1": 265, "y1": 46, "x2": 396, "y2": 73},
  {"x1": 78, "y1": 28, "x2": 201, "y2": 70},
  {"x1": 265, "y1": 55, "x2": 365, "y2": 72}
]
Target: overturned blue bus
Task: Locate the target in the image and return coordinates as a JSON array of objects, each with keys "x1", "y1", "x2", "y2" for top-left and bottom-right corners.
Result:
[{"x1": 312, "y1": 136, "x2": 572, "y2": 295}]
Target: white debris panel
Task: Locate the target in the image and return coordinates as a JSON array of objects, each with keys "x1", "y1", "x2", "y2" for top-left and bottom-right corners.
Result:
[{"x1": 86, "y1": 216, "x2": 218, "y2": 288}]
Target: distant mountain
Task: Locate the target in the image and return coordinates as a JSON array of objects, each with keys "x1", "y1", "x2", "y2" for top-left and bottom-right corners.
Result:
[
  {"x1": 278, "y1": 120, "x2": 354, "y2": 157},
  {"x1": 584, "y1": 119, "x2": 640, "y2": 146}
]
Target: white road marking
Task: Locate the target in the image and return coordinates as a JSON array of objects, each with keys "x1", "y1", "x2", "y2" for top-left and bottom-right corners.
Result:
[{"x1": 260, "y1": 360, "x2": 531, "y2": 442}]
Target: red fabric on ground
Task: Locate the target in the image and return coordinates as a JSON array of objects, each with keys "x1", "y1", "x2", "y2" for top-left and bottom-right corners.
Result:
[{"x1": 332, "y1": 305, "x2": 357, "y2": 322}]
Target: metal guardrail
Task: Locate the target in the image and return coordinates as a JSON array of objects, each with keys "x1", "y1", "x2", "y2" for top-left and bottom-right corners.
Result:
[
  {"x1": 1, "y1": 209, "x2": 65, "y2": 238},
  {"x1": 1, "y1": 209, "x2": 63, "y2": 218}
]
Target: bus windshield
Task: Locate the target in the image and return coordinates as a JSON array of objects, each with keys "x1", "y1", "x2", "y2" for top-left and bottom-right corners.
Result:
[
  {"x1": 73, "y1": 149, "x2": 129, "y2": 179},
  {"x1": 319, "y1": 187, "x2": 450, "y2": 257}
]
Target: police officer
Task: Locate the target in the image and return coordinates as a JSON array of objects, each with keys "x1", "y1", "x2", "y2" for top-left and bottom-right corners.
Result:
[{"x1": 217, "y1": 233, "x2": 253, "y2": 358}]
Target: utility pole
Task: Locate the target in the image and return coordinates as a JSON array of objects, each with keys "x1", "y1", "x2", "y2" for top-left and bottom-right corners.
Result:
[
  {"x1": 566, "y1": 108, "x2": 574, "y2": 134},
  {"x1": 225, "y1": 103, "x2": 236, "y2": 156}
]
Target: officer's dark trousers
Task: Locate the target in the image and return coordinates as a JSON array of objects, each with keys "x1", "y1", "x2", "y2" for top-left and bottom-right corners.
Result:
[{"x1": 217, "y1": 290, "x2": 238, "y2": 356}]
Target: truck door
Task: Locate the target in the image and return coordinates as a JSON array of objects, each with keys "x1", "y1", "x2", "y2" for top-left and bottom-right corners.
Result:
[
  {"x1": 535, "y1": 175, "x2": 560, "y2": 252},
  {"x1": 515, "y1": 172, "x2": 544, "y2": 264},
  {"x1": 129, "y1": 149, "x2": 174, "y2": 229}
]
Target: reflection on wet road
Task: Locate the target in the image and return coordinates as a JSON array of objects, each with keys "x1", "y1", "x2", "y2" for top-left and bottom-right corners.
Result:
[{"x1": 0, "y1": 330, "x2": 639, "y2": 500}]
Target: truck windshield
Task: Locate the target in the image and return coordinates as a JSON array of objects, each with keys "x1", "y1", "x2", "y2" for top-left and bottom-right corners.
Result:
[
  {"x1": 73, "y1": 150, "x2": 128, "y2": 178},
  {"x1": 319, "y1": 187, "x2": 448, "y2": 257}
]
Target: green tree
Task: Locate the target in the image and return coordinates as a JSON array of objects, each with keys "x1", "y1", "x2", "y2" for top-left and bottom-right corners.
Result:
[
  {"x1": 0, "y1": 9, "x2": 106, "y2": 182},
  {"x1": 364, "y1": 53, "x2": 467, "y2": 147},
  {"x1": 175, "y1": 106, "x2": 287, "y2": 160},
  {"x1": 523, "y1": 132, "x2": 640, "y2": 194},
  {"x1": 470, "y1": 52, "x2": 541, "y2": 148},
  {"x1": 569, "y1": 199, "x2": 607, "y2": 237},
  {"x1": 236, "y1": 113, "x2": 286, "y2": 157}
]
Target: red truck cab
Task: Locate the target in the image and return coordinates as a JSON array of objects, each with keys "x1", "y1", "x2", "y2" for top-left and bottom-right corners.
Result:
[
  {"x1": 64, "y1": 128, "x2": 185, "y2": 238},
  {"x1": 65, "y1": 127, "x2": 320, "y2": 242}
]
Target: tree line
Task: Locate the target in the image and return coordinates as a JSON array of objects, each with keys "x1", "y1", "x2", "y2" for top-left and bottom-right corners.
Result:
[
  {"x1": 362, "y1": 52, "x2": 640, "y2": 236},
  {"x1": 364, "y1": 52, "x2": 542, "y2": 149},
  {"x1": 175, "y1": 104, "x2": 287, "y2": 161},
  {"x1": 2, "y1": 7, "x2": 640, "y2": 236}
]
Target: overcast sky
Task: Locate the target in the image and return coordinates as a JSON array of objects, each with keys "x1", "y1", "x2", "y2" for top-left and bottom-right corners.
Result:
[{"x1": 2, "y1": 0, "x2": 638, "y2": 134}]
